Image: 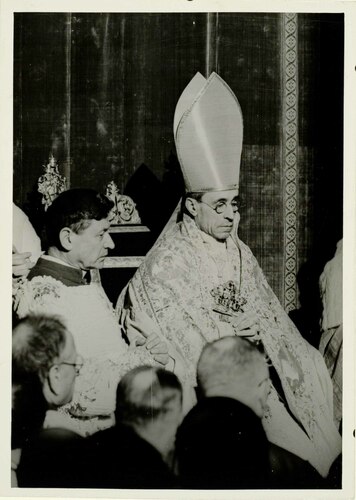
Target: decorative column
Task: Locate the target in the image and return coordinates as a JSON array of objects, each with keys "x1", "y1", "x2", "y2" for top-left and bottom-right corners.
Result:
[{"x1": 281, "y1": 13, "x2": 299, "y2": 312}]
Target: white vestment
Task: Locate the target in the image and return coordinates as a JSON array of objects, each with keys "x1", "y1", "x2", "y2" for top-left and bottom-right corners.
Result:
[
  {"x1": 116, "y1": 213, "x2": 341, "y2": 477},
  {"x1": 14, "y1": 256, "x2": 156, "y2": 436}
]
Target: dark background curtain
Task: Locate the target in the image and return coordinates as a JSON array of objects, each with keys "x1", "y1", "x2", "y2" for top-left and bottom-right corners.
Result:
[{"x1": 13, "y1": 13, "x2": 343, "y2": 341}]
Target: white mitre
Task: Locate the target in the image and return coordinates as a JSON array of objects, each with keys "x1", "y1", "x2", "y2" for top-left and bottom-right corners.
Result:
[{"x1": 173, "y1": 72, "x2": 243, "y2": 193}]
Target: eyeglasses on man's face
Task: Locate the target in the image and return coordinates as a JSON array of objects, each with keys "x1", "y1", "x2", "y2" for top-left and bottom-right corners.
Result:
[
  {"x1": 57, "y1": 355, "x2": 84, "y2": 376},
  {"x1": 199, "y1": 199, "x2": 240, "y2": 215}
]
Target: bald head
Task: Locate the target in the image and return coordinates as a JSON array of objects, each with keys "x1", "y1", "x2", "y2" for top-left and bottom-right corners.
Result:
[
  {"x1": 115, "y1": 366, "x2": 182, "y2": 427},
  {"x1": 115, "y1": 366, "x2": 183, "y2": 459},
  {"x1": 197, "y1": 336, "x2": 270, "y2": 417}
]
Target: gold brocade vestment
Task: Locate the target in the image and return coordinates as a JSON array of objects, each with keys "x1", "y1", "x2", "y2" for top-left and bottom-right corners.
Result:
[{"x1": 116, "y1": 214, "x2": 341, "y2": 477}]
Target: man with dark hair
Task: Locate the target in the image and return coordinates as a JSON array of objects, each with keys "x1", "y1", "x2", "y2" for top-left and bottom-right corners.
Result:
[
  {"x1": 12, "y1": 315, "x2": 85, "y2": 487},
  {"x1": 29, "y1": 188, "x2": 114, "y2": 283},
  {"x1": 13, "y1": 188, "x2": 168, "y2": 436},
  {"x1": 86, "y1": 366, "x2": 182, "y2": 488},
  {"x1": 44, "y1": 189, "x2": 113, "y2": 252}
]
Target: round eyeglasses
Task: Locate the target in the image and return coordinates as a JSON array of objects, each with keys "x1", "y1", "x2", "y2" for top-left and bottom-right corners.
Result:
[
  {"x1": 58, "y1": 355, "x2": 84, "y2": 376},
  {"x1": 199, "y1": 200, "x2": 239, "y2": 215}
]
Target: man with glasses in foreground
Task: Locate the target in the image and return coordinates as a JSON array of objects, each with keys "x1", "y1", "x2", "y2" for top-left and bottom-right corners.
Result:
[
  {"x1": 12, "y1": 315, "x2": 87, "y2": 487},
  {"x1": 116, "y1": 72, "x2": 341, "y2": 480}
]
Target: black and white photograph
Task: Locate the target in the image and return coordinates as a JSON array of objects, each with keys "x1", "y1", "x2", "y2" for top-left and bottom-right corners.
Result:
[{"x1": 1, "y1": 0, "x2": 355, "y2": 498}]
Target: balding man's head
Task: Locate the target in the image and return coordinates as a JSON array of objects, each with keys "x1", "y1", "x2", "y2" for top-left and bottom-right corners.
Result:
[
  {"x1": 197, "y1": 336, "x2": 270, "y2": 417},
  {"x1": 13, "y1": 316, "x2": 67, "y2": 380},
  {"x1": 115, "y1": 366, "x2": 182, "y2": 427},
  {"x1": 13, "y1": 315, "x2": 79, "y2": 407},
  {"x1": 115, "y1": 366, "x2": 183, "y2": 459}
]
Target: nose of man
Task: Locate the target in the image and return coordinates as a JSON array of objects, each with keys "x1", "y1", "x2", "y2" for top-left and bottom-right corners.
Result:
[
  {"x1": 224, "y1": 204, "x2": 235, "y2": 220},
  {"x1": 104, "y1": 232, "x2": 115, "y2": 250}
]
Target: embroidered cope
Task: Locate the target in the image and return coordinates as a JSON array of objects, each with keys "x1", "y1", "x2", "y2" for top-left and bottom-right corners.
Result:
[{"x1": 116, "y1": 214, "x2": 341, "y2": 477}]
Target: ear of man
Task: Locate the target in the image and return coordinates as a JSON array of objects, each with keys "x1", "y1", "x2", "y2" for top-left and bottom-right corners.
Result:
[
  {"x1": 43, "y1": 364, "x2": 62, "y2": 405},
  {"x1": 59, "y1": 227, "x2": 74, "y2": 251},
  {"x1": 185, "y1": 197, "x2": 198, "y2": 217}
]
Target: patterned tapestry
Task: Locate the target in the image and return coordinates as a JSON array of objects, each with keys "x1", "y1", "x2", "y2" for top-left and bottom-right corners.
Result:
[{"x1": 13, "y1": 12, "x2": 344, "y2": 315}]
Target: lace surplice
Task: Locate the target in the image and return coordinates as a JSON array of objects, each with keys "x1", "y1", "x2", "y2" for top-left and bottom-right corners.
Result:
[{"x1": 14, "y1": 275, "x2": 156, "y2": 436}]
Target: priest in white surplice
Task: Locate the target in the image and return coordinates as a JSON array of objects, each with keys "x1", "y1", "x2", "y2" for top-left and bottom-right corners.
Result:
[{"x1": 14, "y1": 189, "x2": 168, "y2": 436}]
